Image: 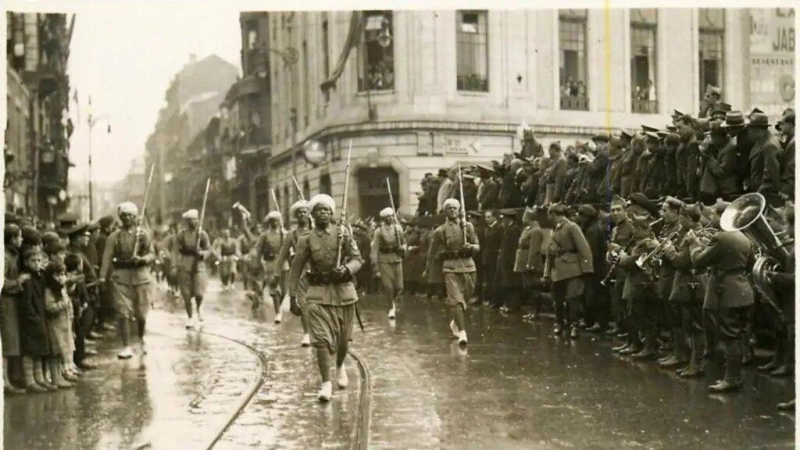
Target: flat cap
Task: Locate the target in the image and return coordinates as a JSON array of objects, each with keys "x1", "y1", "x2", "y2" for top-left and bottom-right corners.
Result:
[
  {"x1": 628, "y1": 192, "x2": 660, "y2": 217},
  {"x1": 548, "y1": 204, "x2": 567, "y2": 215},
  {"x1": 578, "y1": 204, "x2": 598, "y2": 218}
]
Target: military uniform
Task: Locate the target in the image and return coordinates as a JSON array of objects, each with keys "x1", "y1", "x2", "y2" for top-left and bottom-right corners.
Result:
[
  {"x1": 544, "y1": 216, "x2": 593, "y2": 331},
  {"x1": 370, "y1": 223, "x2": 406, "y2": 295},
  {"x1": 213, "y1": 236, "x2": 240, "y2": 288},
  {"x1": 690, "y1": 230, "x2": 754, "y2": 390},
  {"x1": 170, "y1": 229, "x2": 211, "y2": 301},
  {"x1": 609, "y1": 219, "x2": 635, "y2": 333},
  {"x1": 255, "y1": 229, "x2": 288, "y2": 302},
  {"x1": 288, "y1": 224, "x2": 362, "y2": 354},
  {"x1": 653, "y1": 219, "x2": 685, "y2": 366},
  {"x1": 480, "y1": 219, "x2": 502, "y2": 306},
  {"x1": 427, "y1": 220, "x2": 479, "y2": 310},
  {"x1": 100, "y1": 227, "x2": 154, "y2": 321},
  {"x1": 618, "y1": 234, "x2": 660, "y2": 356}
]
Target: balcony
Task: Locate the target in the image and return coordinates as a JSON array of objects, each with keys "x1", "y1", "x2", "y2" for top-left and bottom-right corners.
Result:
[
  {"x1": 560, "y1": 96, "x2": 589, "y2": 111},
  {"x1": 236, "y1": 74, "x2": 265, "y2": 98},
  {"x1": 632, "y1": 99, "x2": 658, "y2": 114},
  {"x1": 456, "y1": 74, "x2": 488, "y2": 92}
]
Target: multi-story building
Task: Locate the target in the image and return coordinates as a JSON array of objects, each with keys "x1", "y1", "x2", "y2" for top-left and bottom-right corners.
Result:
[
  {"x1": 144, "y1": 54, "x2": 239, "y2": 224},
  {"x1": 6, "y1": 12, "x2": 75, "y2": 219},
  {"x1": 265, "y1": 8, "x2": 791, "y2": 218}
]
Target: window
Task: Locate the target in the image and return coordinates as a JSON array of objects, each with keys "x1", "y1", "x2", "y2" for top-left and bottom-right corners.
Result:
[
  {"x1": 303, "y1": 179, "x2": 311, "y2": 201},
  {"x1": 630, "y1": 8, "x2": 658, "y2": 114},
  {"x1": 247, "y1": 20, "x2": 258, "y2": 49},
  {"x1": 456, "y1": 11, "x2": 488, "y2": 92},
  {"x1": 358, "y1": 11, "x2": 394, "y2": 91},
  {"x1": 319, "y1": 173, "x2": 332, "y2": 195},
  {"x1": 559, "y1": 9, "x2": 588, "y2": 110},
  {"x1": 699, "y1": 9, "x2": 724, "y2": 100},
  {"x1": 322, "y1": 15, "x2": 330, "y2": 103}
]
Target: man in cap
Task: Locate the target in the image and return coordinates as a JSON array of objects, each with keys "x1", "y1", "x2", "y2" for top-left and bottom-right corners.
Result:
[
  {"x1": 276, "y1": 200, "x2": 314, "y2": 347},
  {"x1": 607, "y1": 195, "x2": 635, "y2": 340},
  {"x1": 699, "y1": 120, "x2": 741, "y2": 203},
  {"x1": 747, "y1": 112, "x2": 782, "y2": 206},
  {"x1": 371, "y1": 207, "x2": 406, "y2": 320},
  {"x1": 99, "y1": 202, "x2": 155, "y2": 359},
  {"x1": 575, "y1": 204, "x2": 608, "y2": 332},
  {"x1": 212, "y1": 228, "x2": 241, "y2": 291},
  {"x1": 545, "y1": 143, "x2": 568, "y2": 205},
  {"x1": 426, "y1": 198, "x2": 479, "y2": 345},
  {"x1": 169, "y1": 209, "x2": 212, "y2": 329},
  {"x1": 543, "y1": 203, "x2": 593, "y2": 338},
  {"x1": 66, "y1": 223, "x2": 102, "y2": 364},
  {"x1": 685, "y1": 209, "x2": 755, "y2": 393},
  {"x1": 496, "y1": 209, "x2": 523, "y2": 314},
  {"x1": 776, "y1": 109, "x2": 795, "y2": 201},
  {"x1": 481, "y1": 210, "x2": 502, "y2": 307},
  {"x1": 253, "y1": 210, "x2": 288, "y2": 323},
  {"x1": 288, "y1": 194, "x2": 363, "y2": 402},
  {"x1": 476, "y1": 165, "x2": 500, "y2": 211},
  {"x1": 93, "y1": 215, "x2": 117, "y2": 333},
  {"x1": 721, "y1": 111, "x2": 755, "y2": 192}
]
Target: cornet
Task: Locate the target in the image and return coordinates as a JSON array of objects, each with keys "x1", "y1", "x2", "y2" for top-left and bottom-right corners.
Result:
[{"x1": 233, "y1": 202, "x2": 252, "y2": 222}]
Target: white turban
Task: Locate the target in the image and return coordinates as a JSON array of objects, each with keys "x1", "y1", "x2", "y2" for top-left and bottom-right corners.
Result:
[
  {"x1": 265, "y1": 211, "x2": 282, "y2": 221},
  {"x1": 379, "y1": 207, "x2": 394, "y2": 218},
  {"x1": 290, "y1": 200, "x2": 309, "y2": 215},
  {"x1": 118, "y1": 202, "x2": 138, "y2": 216},
  {"x1": 443, "y1": 198, "x2": 460, "y2": 210},
  {"x1": 182, "y1": 209, "x2": 199, "y2": 220},
  {"x1": 308, "y1": 194, "x2": 336, "y2": 213}
]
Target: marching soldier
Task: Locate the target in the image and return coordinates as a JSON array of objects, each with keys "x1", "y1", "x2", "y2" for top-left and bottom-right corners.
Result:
[
  {"x1": 169, "y1": 209, "x2": 212, "y2": 329},
  {"x1": 98, "y1": 202, "x2": 155, "y2": 359},
  {"x1": 371, "y1": 207, "x2": 406, "y2": 320},
  {"x1": 212, "y1": 228, "x2": 240, "y2": 291},
  {"x1": 288, "y1": 194, "x2": 363, "y2": 402},
  {"x1": 543, "y1": 204, "x2": 593, "y2": 338},
  {"x1": 685, "y1": 212, "x2": 755, "y2": 393},
  {"x1": 276, "y1": 200, "x2": 313, "y2": 347},
  {"x1": 254, "y1": 211, "x2": 288, "y2": 323},
  {"x1": 426, "y1": 198, "x2": 479, "y2": 345}
]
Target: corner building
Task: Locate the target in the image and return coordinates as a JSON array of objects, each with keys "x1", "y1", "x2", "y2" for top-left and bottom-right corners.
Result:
[{"x1": 266, "y1": 9, "x2": 764, "y2": 217}]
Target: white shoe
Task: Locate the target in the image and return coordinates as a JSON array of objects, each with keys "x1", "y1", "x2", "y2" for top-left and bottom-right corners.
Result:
[
  {"x1": 450, "y1": 320, "x2": 460, "y2": 338},
  {"x1": 318, "y1": 381, "x2": 333, "y2": 402},
  {"x1": 458, "y1": 330, "x2": 468, "y2": 345},
  {"x1": 117, "y1": 347, "x2": 133, "y2": 359},
  {"x1": 274, "y1": 311, "x2": 283, "y2": 324},
  {"x1": 196, "y1": 309, "x2": 204, "y2": 323},
  {"x1": 185, "y1": 318, "x2": 195, "y2": 329},
  {"x1": 388, "y1": 306, "x2": 396, "y2": 320},
  {"x1": 337, "y1": 367, "x2": 349, "y2": 389},
  {"x1": 301, "y1": 334, "x2": 311, "y2": 347}
]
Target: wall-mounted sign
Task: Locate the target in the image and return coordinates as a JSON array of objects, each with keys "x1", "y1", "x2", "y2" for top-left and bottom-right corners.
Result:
[
  {"x1": 303, "y1": 139, "x2": 326, "y2": 165},
  {"x1": 750, "y1": 8, "x2": 795, "y2": 117},
  {"x1": 442, "y1": 135, "x2": 481, "y2": 155}
]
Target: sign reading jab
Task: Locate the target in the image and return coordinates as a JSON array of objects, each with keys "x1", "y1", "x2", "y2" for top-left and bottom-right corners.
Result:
[{"x1": 750, "y1": 8, "x2": 795, "y2": 114}]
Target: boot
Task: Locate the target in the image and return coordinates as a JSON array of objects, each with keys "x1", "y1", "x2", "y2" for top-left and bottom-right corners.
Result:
[
  {"x1": 23, "y1": 357, "x2": 46, "y2": 393},
  {"x1": 569, "y1": 326, "x2": 580, "y2": 340},
  {"x1": 658, "y1": 355, "x2": 684, "y2": 369},
  {"x1": 612, "y1": 343, "x2": 630, "y2": 353},
  {"x1": 678, "y1": 363, "x2": 706, "y2": 378},
  {"x1": 708, "y1": 379, "x2": 742, "y2": 393},
  {"x1": 714, "y1": 339, "x2": 743, "y2": 393},
  {"x1": 770, "y1": 365, "x2": 793, "y2": 378},
  {"x1": 34, "y1": 360, "x2": 57, "y2": 391},
  {"x1": 3, "y1": 361, "x2": 24, "y2": 395},
  {"x1": 777, "y1": 398, "x2": 795, "y2": 411},
  {"x1": 759, "y1": 340, "x2": 785, "y2": 372}
]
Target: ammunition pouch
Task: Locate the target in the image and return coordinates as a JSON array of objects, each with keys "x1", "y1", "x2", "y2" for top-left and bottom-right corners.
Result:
[{"x1": 439, "y1": 250, "x2": 472, "y2": 261}]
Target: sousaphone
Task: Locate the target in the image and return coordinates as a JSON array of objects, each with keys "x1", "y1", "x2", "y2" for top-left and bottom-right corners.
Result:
[{"x1": 720, "y1": 193, "x2": 793, "y2": 315}]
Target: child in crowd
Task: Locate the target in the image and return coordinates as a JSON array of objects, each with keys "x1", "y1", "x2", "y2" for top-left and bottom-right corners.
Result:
[
  {"x1": 43, "y1": 260, "x2": 77, "y2": 389},
  {"x1": 18, "y1": 248, "x2": 55, "y2": 393}
]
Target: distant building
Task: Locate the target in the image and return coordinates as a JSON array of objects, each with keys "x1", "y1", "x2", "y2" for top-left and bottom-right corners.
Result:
[
  {"x1": 264, "y1": 9, "x2": 790, "y2": 218},
  {"x1": 144, "y1": 54, "x2": 239, "y2": 224},
  {"x1": 6, "y1": 13, "x2": 75, "y2": 219}
]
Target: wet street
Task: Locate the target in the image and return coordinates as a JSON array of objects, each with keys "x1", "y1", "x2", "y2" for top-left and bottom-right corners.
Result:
[{"x1": 4, "y1": 278, "x2": 795, "y2": 449}]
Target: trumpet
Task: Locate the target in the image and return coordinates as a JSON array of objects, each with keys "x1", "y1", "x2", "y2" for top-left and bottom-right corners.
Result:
[{"x1": 635, "y1": 226, "x2": 684, "y2": 280}]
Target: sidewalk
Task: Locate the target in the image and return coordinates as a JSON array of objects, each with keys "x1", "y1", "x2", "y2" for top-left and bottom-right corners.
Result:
[{"x1": 3, "y1": 308, "x2": 262, "y2": 450}]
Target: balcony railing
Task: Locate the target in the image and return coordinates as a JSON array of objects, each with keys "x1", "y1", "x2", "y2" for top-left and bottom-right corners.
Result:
[
  {"x1": 457, "y1": 74, "x2": 488, "y2": 92},
  {"x1": 632, "y1": 99, "x2": 658, "y2": 114},
  {"x1": 560, "y1": 95, "x2": 589, "y2": 111}
]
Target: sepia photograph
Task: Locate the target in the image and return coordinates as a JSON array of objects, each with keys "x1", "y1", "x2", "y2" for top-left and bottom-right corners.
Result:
[{"x1": 1, "y1": 0, "x2": 796, "y2": 448}]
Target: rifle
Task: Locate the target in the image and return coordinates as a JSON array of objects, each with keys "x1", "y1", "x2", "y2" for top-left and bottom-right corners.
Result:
[
  {"x1": 457, "y1": 164, "x2": 467, "y2": 245},
  {"x1": 132, "y1": 164, "x2": 156, "y2": 258},
  {"x1": 292, "y1": 176, "x2": 305, "y2": 201},
  {"x1": 337, "y1": 141, "x2": 364, "y2": 331},
  {"x1": 385, "y1": 177, "x2": 403, "y2": 251},
  {"x1": 193, "y1": 178, "x2": 211, "y2": 273}
]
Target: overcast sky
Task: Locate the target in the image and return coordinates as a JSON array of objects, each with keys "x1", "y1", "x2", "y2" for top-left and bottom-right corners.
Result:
[{"x1": 65, "y1": 4, "x2": 241, "y2": 185}]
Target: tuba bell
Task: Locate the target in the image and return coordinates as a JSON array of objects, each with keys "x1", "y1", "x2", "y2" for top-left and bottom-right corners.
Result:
[{"x1": 720, "y1": 193, "x2": 793, "y2": 315}]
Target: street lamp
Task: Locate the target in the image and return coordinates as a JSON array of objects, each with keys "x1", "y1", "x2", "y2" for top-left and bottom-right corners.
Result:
[{"x1": 87, "y1": 113, "x2": 111, "y2": 220}]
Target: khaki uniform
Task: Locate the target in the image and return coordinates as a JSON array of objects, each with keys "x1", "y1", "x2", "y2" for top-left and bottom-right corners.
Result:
[
  {"x1": 427, "y1": 220, "x2": 479, "y2": 309},
  {"x1": 288, "y1": 225, "x2": 363, "y2": 352},
  {"x1": 276, "y1": 226, "x2": 311, "y2": 305},
  {"x1": 545, "y1": 219, "x2": 593, "y2": 326},
  {"x1": 169, "y1": 229, "x2": 211, "y2": 300},
  {"x1": 100, "y1": 227, "x2": 154, "y2": 320},
  {"x1": 255, "y1": 229, "x2": 288, "y2": 297},
  {"x1": 370, "y1": 224, "x2": 405, "y2": 293}
]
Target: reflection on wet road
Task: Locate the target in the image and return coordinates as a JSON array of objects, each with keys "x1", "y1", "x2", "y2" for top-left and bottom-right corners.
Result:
[{"x1": 4, "y1": 279, "x2": 794, "y2": 449}]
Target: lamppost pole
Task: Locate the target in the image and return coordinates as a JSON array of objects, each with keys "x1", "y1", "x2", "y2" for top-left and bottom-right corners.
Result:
[{"x1": 87, "y1": 113, "x2": 111, "y2": 221}]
